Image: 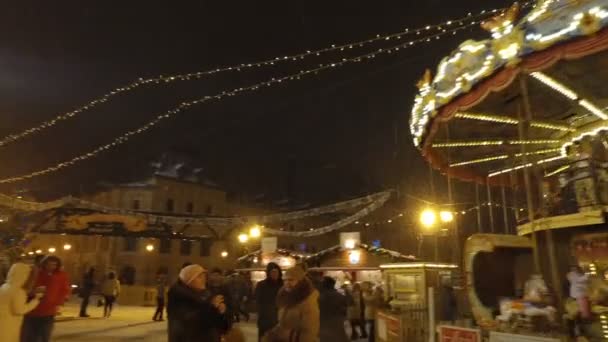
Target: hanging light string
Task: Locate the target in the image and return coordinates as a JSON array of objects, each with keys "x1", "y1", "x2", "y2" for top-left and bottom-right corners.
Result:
[
  {"x1": 0, "y1": 5, "x2": 521, "y2": 150},
  {"x1": 0, "y1": 19, "x2": 490, "y2": 185}
]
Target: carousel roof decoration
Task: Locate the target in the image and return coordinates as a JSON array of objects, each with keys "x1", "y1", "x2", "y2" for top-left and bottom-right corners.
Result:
[
  {"x1": 303, "y1": 243, "x2": 416, "y2": 265},
  {"x1": 408, "y1": 0, "x2": 608, "y2": 184}
]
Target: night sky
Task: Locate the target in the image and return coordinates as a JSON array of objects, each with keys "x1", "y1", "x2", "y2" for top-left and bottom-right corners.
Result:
[{"x1": 0, "y1": 1, "x2": 513, "y2": 203}]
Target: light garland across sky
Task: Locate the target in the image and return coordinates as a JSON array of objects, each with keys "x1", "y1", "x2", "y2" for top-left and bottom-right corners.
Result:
[
  {"x1": 0, "y1": 24, "x2": 486, "y2": 185},
  {"x1": 0, "y1": 7, "x2": 511, "y2": 151}
]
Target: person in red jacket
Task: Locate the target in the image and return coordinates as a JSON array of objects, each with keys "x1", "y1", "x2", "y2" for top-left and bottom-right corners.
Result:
[{"x1": 21, "y1": 255, "x2": 71, "y2": 342}]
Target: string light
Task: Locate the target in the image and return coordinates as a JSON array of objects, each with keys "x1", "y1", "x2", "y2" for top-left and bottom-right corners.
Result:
[
  {"x1": 544, "y1": 165, "x2": 570, "y2": 178},
  {"x1": 454, "y1": 112, "x2": 574, "y2": 131},
  {"x1": 450, "y1": 155, "x2": 508, "y2": 167},
  {"x1": 433, "y1": 141, "x2": 504, "y2": 147},
  {"x1": 0, "y1": 27, "x2": 486, "y2": 184},
  {"x1": 507, "y1": 139, "x2": 560, "y2": 145},
  {"x1": 488, "y1": 155, "x2": 566, "y2": 177},
  {"x1": 433, "y1": 139, "x2": 559, "y2": 148},
  {"x1": 0, "y1": 7, "x2": 505, "y2": 150},
  {"x1": 530, "y1": 72, "x2": 608, "y2": 120}
]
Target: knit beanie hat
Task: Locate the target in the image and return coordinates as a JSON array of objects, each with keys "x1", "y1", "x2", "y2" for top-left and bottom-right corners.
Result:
[
  {"x1": 284, "y1": 265, "x2": 306, "y2": 282},
  {"x1": 179, "y1": 264, "x2": 206, "y2": 285}
]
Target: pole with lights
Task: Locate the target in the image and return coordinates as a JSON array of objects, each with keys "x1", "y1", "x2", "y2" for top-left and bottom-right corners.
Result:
[{"x1": 419, "y1": 208, "x2": 454, "y2": 262}]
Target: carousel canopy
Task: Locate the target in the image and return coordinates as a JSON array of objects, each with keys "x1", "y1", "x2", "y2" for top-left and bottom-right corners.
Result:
[{"x1": 409, "y1": 0, "x2": 608, "y2": 185}]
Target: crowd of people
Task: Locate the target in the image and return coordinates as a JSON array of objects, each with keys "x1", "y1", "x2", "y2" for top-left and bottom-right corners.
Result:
[{"x1": 0, "y1": 255, "x2": 387, "y2": 342}]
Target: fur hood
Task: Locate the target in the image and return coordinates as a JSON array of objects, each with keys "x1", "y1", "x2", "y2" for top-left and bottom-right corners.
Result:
[{"x1": 276, "y1": 278, "x2": 317, "y2": 309}]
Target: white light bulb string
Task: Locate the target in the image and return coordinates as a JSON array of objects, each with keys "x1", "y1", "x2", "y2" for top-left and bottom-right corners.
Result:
[
  {"x1": 0, "y1": 23, "x2": 487, "y2": 184},
  {"x1": 0, "y1": 4, "x2": 521, "y2": 150}
]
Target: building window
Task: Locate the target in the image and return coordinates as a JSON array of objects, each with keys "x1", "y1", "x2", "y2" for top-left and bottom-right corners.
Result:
[
  {"x1": 205, "y1": 205, "x2": 213, "y2": 215},
  {"x1": 166, "y1": 199, "x2": 174, "y2": 212},
  {"x1": 180, "y1": 240, "x2": 192, "y2": 256},
  {"x1": 159, "y1": 239, "x2": 171, "y2": 254},
  {"x1": 124, "y1": 237, "x2": 137, "y2": 252},
  {"x1": 132, "y1": 199, "x2": 140, "y2": 210},
  {"x1": 186, "y1": 202, "x2": 194, "y2": 214},
  {"x1": 199, "y1": 240, "x2": 212, "y2": 257}
]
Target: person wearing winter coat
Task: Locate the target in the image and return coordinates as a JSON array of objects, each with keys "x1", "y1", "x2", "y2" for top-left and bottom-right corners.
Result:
[
  {"x1": 255, "y1": 262, "x2": 283, "y2": 341},
  {"x1": 362, "y1": 283, "x2": 382, "y2": 342},
  {"x1": 346, "y1": 283, "x2": 367, "y2": 339},
  {"x1": 167, "y1": 264, "x2": 229, "y2": 342},
  {"x1": 319, "y1": 276, "x2": 349, "y2": 342},
  {"x1": 263, "y1": 265, "x2": 320, "y2": 342},
  {"x1": 101, "y1": 272, "x2": 121, "y2": 318},
  {"x1": 22, "y1": 255, "x2": 71, "y2": 342},
  {"x1": 0, "y1": 263, "x2": 43, "y2": 342},
  {"x1": 79, "y1": 267, "x2": 96, "y2": 317}
]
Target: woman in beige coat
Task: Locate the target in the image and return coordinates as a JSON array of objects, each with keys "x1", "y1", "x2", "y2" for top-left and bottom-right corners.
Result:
[{"x1": 263, "y1": 265, "x2": 319, "y2": 342}]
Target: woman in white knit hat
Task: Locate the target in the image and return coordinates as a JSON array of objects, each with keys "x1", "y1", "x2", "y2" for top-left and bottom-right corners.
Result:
[{"x1": 167, "y1": 264, "x2": 229, "y2": 342}]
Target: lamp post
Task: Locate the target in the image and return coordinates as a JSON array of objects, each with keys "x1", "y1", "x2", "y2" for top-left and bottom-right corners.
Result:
[{"x1": 419, "y1": 209, "x2": 454, "y2": 262}]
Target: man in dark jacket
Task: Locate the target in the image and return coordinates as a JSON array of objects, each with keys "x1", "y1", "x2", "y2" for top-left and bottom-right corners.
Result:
[
  {"x1": 79, "y1": 267, "x2": 96, "y2": 317},
  {"x1": 167, "y1": 264, "x2": 229, "y2": 342},
  {"x1": 255, "y1": 262, "x2": 283, "y2": 341},
  {"x1": 319, "y1": 276, "x2": 349, "y2": 342}
]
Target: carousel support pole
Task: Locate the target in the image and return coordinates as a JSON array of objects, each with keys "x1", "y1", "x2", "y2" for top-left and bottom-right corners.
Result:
[
  {"x1": 510, "y1": 170, "x2": 520, "y2": 226},
  {"x1": 446, "y1": 125, "x2": 461, "y2": 265},
  {"x1": 475, "y1": 183, "x2": 482, "y2": 233},
  {"x1": 521, "y1": 75, "x2": 562, "y2": 303},
  {"x1": 486, "y1": 180, "x2": 495, "y2": 233},
  {"x1": 501, "y1": 185, "x2": 509, "y2": 234},
  {"x1": 517, "y1": 76, "x2": 541, "y2": 274},
  {"x1": 429, "y1": 164, "x2": 439, "y2": 262}
]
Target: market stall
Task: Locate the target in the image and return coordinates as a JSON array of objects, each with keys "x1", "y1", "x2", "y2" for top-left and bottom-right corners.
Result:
[
  {"x1": 376, "y1": 263, "x2": 458, "y2": 342},
  {"x1": 303, "y1": 242, "x2": 416, "y2": 289}
]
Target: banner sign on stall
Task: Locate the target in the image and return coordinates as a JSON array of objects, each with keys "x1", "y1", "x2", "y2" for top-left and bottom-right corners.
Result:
[
  {"x1": 438, "y1": 326, "x2": 481, "y2": 342},
  {"x1": 261, "y1": 237, "x2": 277, "y2": 253}
]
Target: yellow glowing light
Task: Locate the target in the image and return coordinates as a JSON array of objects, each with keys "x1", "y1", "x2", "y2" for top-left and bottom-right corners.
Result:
[
  {"x1": 27, "y1": 251, "x2": 34, "y2": 256},
  {"x1": 145, "y1": 244, "x2": 155, "y2": 252},
  {"x1": 48, "y1": 247, "x2": 56, "y2": 253},
  {"x1": 420, "y1": 209, "x2": 437, "y2": 227},
  {"x1": 249, "y1": 225, "x2": 262, "y2": 238},
  {"x1": 35, "y1": 249, "x2": 42, "y2": 254},
  {"x1": 344, "y1": 239, "x2": 356, "y2": 249},
  {"x1": 63, "y1": 243, "x2": 72, "y2": 251},
  {"x1": 238, "y1": 233, "x2": 249, "y2": 244},
  {"x1": 440, "y1": 211, "x2": 454, "y2": 223},
  {"x1": 221, "y1": 250, "x2": 229, "y2": 258}
]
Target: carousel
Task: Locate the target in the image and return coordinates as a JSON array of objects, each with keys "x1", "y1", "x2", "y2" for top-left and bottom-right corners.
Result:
[{"x1": 409, "y1": 0, "x2": 608, "y2": 340}]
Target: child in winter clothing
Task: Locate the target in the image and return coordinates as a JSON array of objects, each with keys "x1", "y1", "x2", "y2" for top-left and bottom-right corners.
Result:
[{"x1": 0, "y1": 263, "x2": 43, "y2": 342}]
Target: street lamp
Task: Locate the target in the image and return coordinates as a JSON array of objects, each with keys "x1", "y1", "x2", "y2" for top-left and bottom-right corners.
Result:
[
  {"x1": 249, "y1": 225, "x2": 262, "y2": 238},
  {"x1": 35, "y1": 249, "x2": 42, "y2": 254},
  {"x1": 221, "y1": 250, "x2": 229, "y2": 258},
  {"x1": 48, "y1": 247, "x2": 56, "y2": 253},
  {"x1": 420, "y1": 209, "x2": 437, "y2": 228},
  {"x1": 238, "y1": 233, "x2": 249, "y2": 244},
  {"x1": 63, "y1": 243, "x2": 72, "y2": 251},
  {"x1": 439, "y1": 211, "x2": 454, "y2": 223},
  {"x1": 146, "y1": 244, "x2": 155, "y2": 252}
]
